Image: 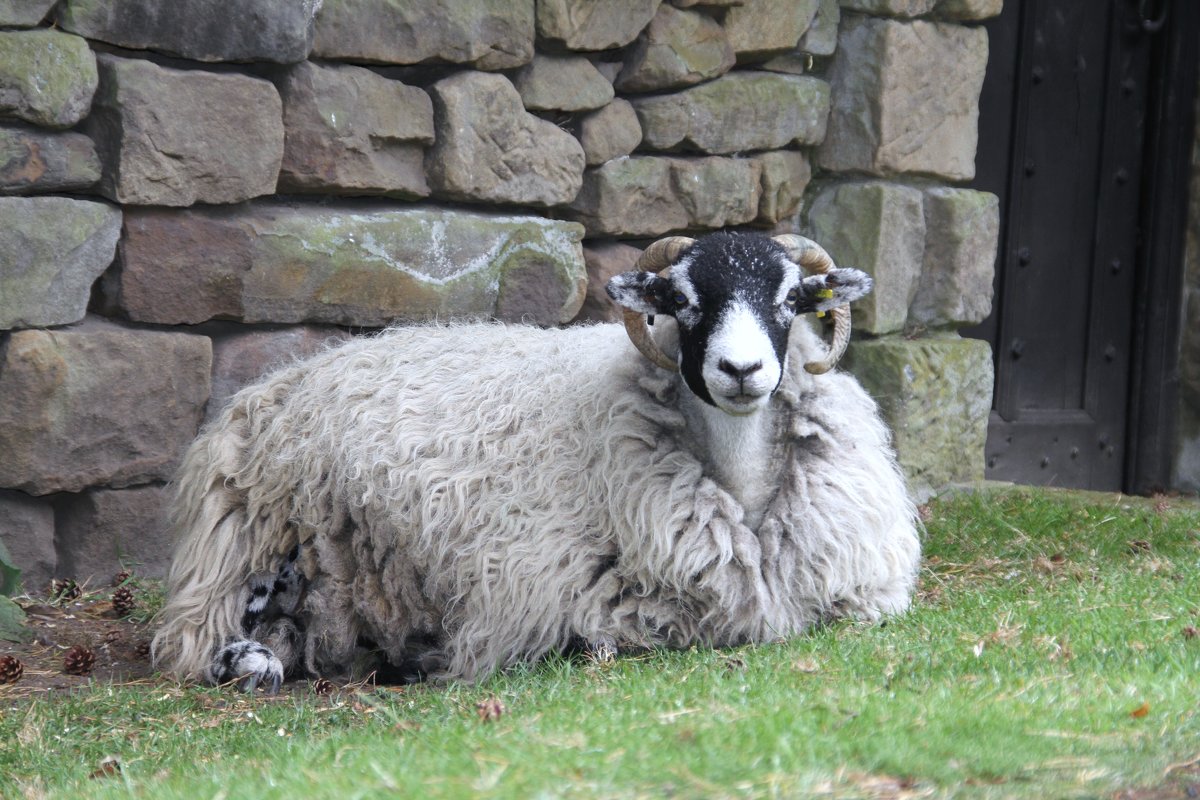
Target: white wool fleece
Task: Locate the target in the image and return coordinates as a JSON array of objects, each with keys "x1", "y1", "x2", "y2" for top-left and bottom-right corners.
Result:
[{"x1": 153, "y1": 320, "x2": 920, "y2": 683}]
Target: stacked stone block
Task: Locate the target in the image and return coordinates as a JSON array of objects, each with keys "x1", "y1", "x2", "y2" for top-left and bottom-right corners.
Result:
[
  {"x1": 0, "y1": 0, "x2": 999, "y2": 591},
  {"x1": 800, "y1": 6, "x2": 999, "y2": 496}
]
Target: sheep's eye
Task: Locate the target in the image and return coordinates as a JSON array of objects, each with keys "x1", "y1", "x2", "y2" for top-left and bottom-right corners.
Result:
[
  {"x1": 673, "y1": 293, "x2": 688, "y2": 308},
  {"x1": 784, "y1": 289, "x2": 799, "y2": 308}
]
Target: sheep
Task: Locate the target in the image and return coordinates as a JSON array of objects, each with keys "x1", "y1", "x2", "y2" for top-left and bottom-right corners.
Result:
[{"x1": 152, "y1": 231, "x2": 921, "y2": 691}]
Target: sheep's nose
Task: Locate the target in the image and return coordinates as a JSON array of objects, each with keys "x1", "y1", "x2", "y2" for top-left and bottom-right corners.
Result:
[{"x1": 717, "y1": 359, "x2": 763, "y2": 380}]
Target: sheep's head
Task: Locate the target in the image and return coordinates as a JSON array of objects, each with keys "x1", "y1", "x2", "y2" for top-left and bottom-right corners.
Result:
[{"x1": 606, "y1": 232, "x2": 872, "y2": 416}]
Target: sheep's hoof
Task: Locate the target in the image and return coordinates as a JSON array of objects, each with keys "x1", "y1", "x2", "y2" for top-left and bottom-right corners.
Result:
[
  {"x1": 586, "y1": 636, "x2": 618, "y2": 664},
  {"x1": 210, "y1": 640, "x2": 285, "y2": 694}
]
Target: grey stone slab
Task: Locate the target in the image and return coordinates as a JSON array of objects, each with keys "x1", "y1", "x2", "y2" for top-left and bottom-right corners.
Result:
[
  {"x1": 276, "y1": 61, "x2": 432, "y2": 198},
  {"x1": 631, "y1": 72, "x2": 829, "y2": 154},
  {"x1": 55, "y1": 485, "x2": 172, "y2": 582},
  {"x1": 754, "y1": 150, "x2": 811, "y2": 224},
  {"x1": 57, "y1": 0, "x2": 321, "y2": 63},
  {"x1": 0, "y1": 29, "x2": 97, "y2": 129},
  {"x1": 843, "y1": 334, "x2": 994, "y2": 497},
  {"x1": 426, "y1": 71, "x2": 584, "y2": 207},
  {"x1": 933, "y1": 0, "x2": 1003, "y2": 20},
  {"x1": 569, "y1": 157, "x2": 684, "y2": 237},
  {"x1": 513, "y1": 55, "x2": 614, "y2": 113},
  {"x1": 314, "y1": 0, "x2": 535, "y2": 69},
  {"x1": 840, "y1": 0, "x2": 938, "y2": 16},
  {"x1": 799, "y1": 0, "x2": 839, "y2": 56},
  {"x1": 0, "y1": 489, "x2": 54, "y2": 593},
  {"x1": 86, "y1": 54, "x2": 283, "y2": 206},
  {"x1": 0, "y1": 321, "x2": 212, "y2": 495},
  {"x1": 816, "y1": 16, "x2": 988, "y2": 180},
  {"x1": 0, "y1": 0, "x2": 56, "y2": 27},
  {"x1": 537, "y1": 0, "x2": 661, "y2": 50},
  {"x1": 567, "y1": 154, "x2": 761, "y2": 237},
  {"x1": 577, "y1": 99, "x2": 642, "y2": 166},
  {"x1": 0, "y1": 196, "x2": 121, "y2": 329},
  {"x1": 723, "y1": 0, "x2": 819, "y2": 61},
  {"x1": 0, "y1": 126, "x2": 101, "y2": 195},
  {"x1": 615, "y1": 4, "x2": 735, "y2": 93},
  {"x1": 908, "y1": 187, "x2": 1000, "y2": 328},
  {"x1": 109, "y1": 204, "x2": 587, "y2": 327}
]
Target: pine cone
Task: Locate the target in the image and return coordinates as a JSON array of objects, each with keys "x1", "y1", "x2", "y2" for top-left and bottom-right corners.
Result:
[
  {"x1": 63, "y1": 644, "x2": 96, "y2": 676},
  {"x1": 111, "y1": 586, "x2": 136, "y2": 617},
  {"x1": 312, "y1": 678, "x2": 335, "y2": 695},
  {"x1": 51, "y1": 578, "x2": 81, "y2": 602},
  {"x1": 112, "y1": 569, "x2": 131, "y2": 587},
  {"x1": 0, "y1": 655, "x2": 23, "y2": 684}
]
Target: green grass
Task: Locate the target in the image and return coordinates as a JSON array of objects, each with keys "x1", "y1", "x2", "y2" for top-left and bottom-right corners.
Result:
[{"x1": 3, "y1": 488, "x2": 1199, "y2": 799}]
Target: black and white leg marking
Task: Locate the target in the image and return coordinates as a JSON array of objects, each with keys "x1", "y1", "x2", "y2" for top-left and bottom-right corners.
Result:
[
  {"x1": 241, "y1": 544, "x2": 303, "y2": 635},
  {"x1": 216, "y1": 544, "x2": 304, "y2": 693},
  {"x1": 209, "y1": 640, "x2": 284, "y2": 694}
]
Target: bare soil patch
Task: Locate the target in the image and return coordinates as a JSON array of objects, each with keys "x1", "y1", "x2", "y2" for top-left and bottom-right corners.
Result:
[{"x1": 1, "y1": 594, "x2": 156, "y2": 699}]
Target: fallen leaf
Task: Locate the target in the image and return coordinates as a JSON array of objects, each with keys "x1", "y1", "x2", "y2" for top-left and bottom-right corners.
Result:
[
  {"x1": 793, "y1": 658, "x2": 820, "y2": 674},
  {"x1": 1128, "y1": 540, "x2": 1152, "y2": 555},
  {"x1": 1184, "y1": 626, "x2": 1200, "y2": 640},
  {"x1": 1130, "y1": 702, "x2": 1150, "y2": 718}
]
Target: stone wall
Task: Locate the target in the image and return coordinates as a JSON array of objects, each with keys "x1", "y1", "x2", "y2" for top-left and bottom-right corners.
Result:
[{"x1": 0, "y1": 0, "x2": 999, "y2": 592}]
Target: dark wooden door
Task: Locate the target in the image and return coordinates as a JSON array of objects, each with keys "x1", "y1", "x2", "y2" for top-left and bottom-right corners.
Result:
[{"x1": 965, "y1": 0, "x2": 1194, "y2": 491}]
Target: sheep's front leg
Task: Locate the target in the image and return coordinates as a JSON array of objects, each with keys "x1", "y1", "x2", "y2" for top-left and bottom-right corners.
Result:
[{"x1": 210, "y1": 546, "x2": 307, "y2": 693}]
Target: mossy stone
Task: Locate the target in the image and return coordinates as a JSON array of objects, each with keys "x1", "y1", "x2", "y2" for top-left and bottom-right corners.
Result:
[
  {"x1": 0, "y1": 30, "x2": 97, "y2": 128},
  {"x1": 843, "y1": 334, "x2": 993, "y2": 496}
]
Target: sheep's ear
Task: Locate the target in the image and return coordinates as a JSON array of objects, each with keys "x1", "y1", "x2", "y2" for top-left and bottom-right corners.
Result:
[
  {"x1": 796, "y1": 267, "x2": 873, "y2": 313},
  {"x1": 606, "y1": 271, "x2": 677, "y2": 315}
]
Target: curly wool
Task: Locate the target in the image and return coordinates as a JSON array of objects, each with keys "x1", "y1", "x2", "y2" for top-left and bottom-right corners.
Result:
[{"x1": 153, "y1": 320, "x2": 920, "y2": 683}]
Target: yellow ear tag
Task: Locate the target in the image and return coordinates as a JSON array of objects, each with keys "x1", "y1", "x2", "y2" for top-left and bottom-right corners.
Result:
[
  {"x1": 817, "y1": 288, "x2": 835, "y2": 299},
  {"x1": 816, "y1": 310, "x2": 826, "y2": 318}
]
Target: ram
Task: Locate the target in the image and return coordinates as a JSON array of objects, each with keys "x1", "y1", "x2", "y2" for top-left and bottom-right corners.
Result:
[{"x1": 152, "y1": 231, "x2": 921, "y2": 691}]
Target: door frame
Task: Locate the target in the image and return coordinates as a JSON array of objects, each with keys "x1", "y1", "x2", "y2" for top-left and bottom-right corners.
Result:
[{"x1": 1124, "y1": 0, "x2": 1198, "y2": 494}]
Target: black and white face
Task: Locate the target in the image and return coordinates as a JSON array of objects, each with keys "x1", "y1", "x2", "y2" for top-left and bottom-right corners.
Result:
[{"x1": 607, "y1": 232, "x2": 872, "y2": 416}]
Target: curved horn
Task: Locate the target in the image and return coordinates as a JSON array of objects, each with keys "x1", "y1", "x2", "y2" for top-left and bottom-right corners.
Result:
[
  {"x1": 622, "y1": 236, "x2": 695, "y2": 372},
  {"x1": 622, "y1": 309, "x2": 679, "y2": 371},
  {"x1": 772, "y1": 234, "x2": 853, "y2": 375},
  {"x1": 634, "y1": 236, "x2": 696, "y2": 271}
]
